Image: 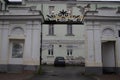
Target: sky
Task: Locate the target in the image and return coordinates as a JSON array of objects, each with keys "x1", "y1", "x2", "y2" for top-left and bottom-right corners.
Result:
[{"x1": 8, "y1": 0, "x2": 120, "y2": 1}]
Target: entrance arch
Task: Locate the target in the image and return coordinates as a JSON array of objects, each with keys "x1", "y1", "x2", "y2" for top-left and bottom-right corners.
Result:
[
  {"x1": 101, "y1": 27, "x2": 116, "y2": 73},
  {"x1": 102, "y1": 41, "x2": 116, "y2": 73}
]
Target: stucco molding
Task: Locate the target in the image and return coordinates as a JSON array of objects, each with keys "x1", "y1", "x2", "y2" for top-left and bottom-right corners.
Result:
[
  {"x1": 85, "y1": 15, "x2": 120, "y2": 21},
  {"x1": 97, "y1": 7, "x2": 116, "y2": 10},
  {"x1": 42, "y1": 40, "x2": 84, "y2": 44},
  {"x1": 85, "y1": 21, "x2": 100, "y2": 30},
  {"x1": 0, "y1": 15, "x2": 43, "y2": 21},
  {"x1": 26, "y1": 0, "x2": 120, "y2": 4}
]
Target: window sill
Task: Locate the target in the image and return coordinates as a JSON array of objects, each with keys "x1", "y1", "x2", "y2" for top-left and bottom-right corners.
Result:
[
  {"x1": 65, "y1": 34, "x2": 75, "y2": 36},
  {"x1": 46, "y1": 34, "x2": 56, "y2": 36},
  {"x1": 66, "y1": 55, "x2": 73, "y2": 57},
  {"x1": 47, "y1": 56, "x2": 54, "y2": 58}
]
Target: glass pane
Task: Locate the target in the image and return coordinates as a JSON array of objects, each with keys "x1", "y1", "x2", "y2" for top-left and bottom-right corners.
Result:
[
  {"x1": 49, "y1": 24, "x2": 54, "y2": 35},
  {"x1": 12, "y1": 43, "x2": 23, "y2": 58},
  {"x1": 67, "y1": 24, "x2": 72, "y2": 35}
]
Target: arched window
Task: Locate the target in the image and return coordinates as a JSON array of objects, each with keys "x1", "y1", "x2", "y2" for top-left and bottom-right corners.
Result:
[
  {"x1": 11, "y1": 27, "x2": 24, "y2": 35},
  {"x1": 102, "y1": 28, "x2": 114, "y2": 36}
]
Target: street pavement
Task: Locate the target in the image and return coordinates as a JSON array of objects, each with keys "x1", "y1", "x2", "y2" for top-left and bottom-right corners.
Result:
[
  {"x1": 0, "y1": 71, "x2": 33, "y2": 80},
  {"x1": 94, "y1": 74, "x2": 120, "y2": 80},
  {"x1": 29, "y1": 66, "x2": 96, "y2": 80},
  {"x1": 0, "y1": 66, "x2": 119, "y2": 80}
]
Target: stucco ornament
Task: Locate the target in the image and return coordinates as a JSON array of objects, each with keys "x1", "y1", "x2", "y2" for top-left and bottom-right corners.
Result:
[{"x1": 77, "y1": 4, "x2": 91, "y2": 22}]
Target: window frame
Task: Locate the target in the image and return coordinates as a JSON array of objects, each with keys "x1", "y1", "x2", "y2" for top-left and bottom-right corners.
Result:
[
  {"x1": 12, "y1": 42, "x2": 23, "y2": 58},
  {"x1": 48, "y1": 24, "x2": 55, "y2": 36},
  {"x1": 67, "y1": 48, "x2": 73, "y2": 56},
  {"x1": 48, "y1": 45, "x2": 54, "y2": 56},
  {"x1": 66, "y1": 24, "x2": 74, "y2": 36}
]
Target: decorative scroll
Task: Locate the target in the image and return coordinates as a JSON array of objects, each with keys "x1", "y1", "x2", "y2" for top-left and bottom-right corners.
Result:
[
  {"x1": 44, "y1": 4, "x2": 90, "y2": 24},
  {"x1": 45, "y1": 9, "x2": 83, "y2": 24}
]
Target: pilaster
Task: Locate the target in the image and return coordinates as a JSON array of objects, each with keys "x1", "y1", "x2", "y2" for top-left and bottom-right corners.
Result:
[
  {"x1": 116, "y1": 24, "x2": 120, "y2": 73},
  {"x1": 85, "y1": 22, "x2": 102, "y2": 74},
  {"x1": 31, "y1": 21, "x2": 41, "y2": 65},
  {"x1": 24, "y1": 21, "x2": 33, "y2": 65},
  {"x1": 0, "y1": 21, "x2": 9, "y2": 64}
]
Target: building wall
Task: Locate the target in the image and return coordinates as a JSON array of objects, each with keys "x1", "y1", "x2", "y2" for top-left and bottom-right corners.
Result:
[
  {"x1": 0, "y1": 0, "x2": 120, "y2": 74},
  {"x1": 42, "y1": 24, "x2": 85, "y2": 64},
  {"x1": 21, "y1": 2, "x2": 87, "y2": 64},
  {"x1": 20, "y1": 1, "x2": 120, "y2": 67},
  {"x1": 0, "y1": 7, "x2": 42, "y2": 72}
]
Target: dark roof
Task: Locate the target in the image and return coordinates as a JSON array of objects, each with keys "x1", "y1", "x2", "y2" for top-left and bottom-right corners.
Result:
[{"x1": 4, "y1": 0, "x2": 22, "y2": 5}]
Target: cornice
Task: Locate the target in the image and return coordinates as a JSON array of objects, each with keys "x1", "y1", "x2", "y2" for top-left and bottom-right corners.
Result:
[
  {"x1": 85, "y1": 15, "x2": 120, "y2": 21},
  {"x1": 0, "y1": 15, "x2": 43, "y2": 21},
  {"x1": 26, "y1": 0, "x2": 120, "y2": 4},
  {"x1": 97, "y1": 7, "x2": 116, "y2": 10},
  {"x1": 43, "y1": 40, "x2": 84, "y2": 44},
  {"x1": 4, "y1": 0, "x2": 22, "y2": 5}
]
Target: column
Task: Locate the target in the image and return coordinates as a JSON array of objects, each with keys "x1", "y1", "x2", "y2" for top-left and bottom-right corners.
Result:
[
  {"x1": 0, "y1": 22, "x2": 2, "y2": 63},
  {"x1": 86, "y1": 28, "x2": 94, "y2": 65},
  {"x1": 85, "y1": 22, "x2": 102, "y2": 74},
  {"x1": 0, "y1": 21, "x2": 9, "y2": 72},
  {"x1": 24, "y1": 21, "x2": 33, "y2": 65},
  {"x1": 94, "y1": 28, "x2": 102, "y2": 66},
  {"x1": 116, "y1": 39, "x2": 120, "y2": 73},
  {"x1": 116, "y1": 24, "x2": 120, "y2": 73},
  {"x1": 24, "y1": 21, "x2": 41, "y2": 71},
  {"x1": 94, "y1": 26, "x2": 102, "y2": 74},
  {"x1": 31, "y1": 21, "x2": 41, "y2": 66}
]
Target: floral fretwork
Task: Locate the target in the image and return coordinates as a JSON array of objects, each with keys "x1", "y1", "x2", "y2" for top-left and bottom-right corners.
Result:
[{"x1": 45, "y1": 9, "x2": 83, "y2": 24}]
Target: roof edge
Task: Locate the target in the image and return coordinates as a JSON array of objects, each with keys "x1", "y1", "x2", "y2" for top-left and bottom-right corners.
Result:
[{"x1": 4, "y1": 0, "x2": 22, "y2": 5}]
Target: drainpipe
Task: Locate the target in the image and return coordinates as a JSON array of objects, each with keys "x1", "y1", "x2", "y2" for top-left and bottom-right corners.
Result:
[{"x1": 38, "y1": 3, "x2": 43, "y2": 74}]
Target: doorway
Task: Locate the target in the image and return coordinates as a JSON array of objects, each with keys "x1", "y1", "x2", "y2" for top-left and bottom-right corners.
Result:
[{"x1": 102, "y1": 41, "x2": 116, "y2": 73}]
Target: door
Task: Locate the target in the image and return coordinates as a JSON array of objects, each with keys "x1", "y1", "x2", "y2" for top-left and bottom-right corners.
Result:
[
  {"x1": 102, "y1": 41, "x2": 116, "y2": 73},
  {"x1": 8, "y1": 40, "x2": 24, "y2": 72}
]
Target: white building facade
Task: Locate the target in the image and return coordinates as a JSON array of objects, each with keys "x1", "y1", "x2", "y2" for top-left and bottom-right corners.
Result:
[
  {"x1": 0, "y1": 0, "x2": 120, "y2": 74},
  {"x1": 0, "y1": 4, "x2": 43, "y2": 72}
]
